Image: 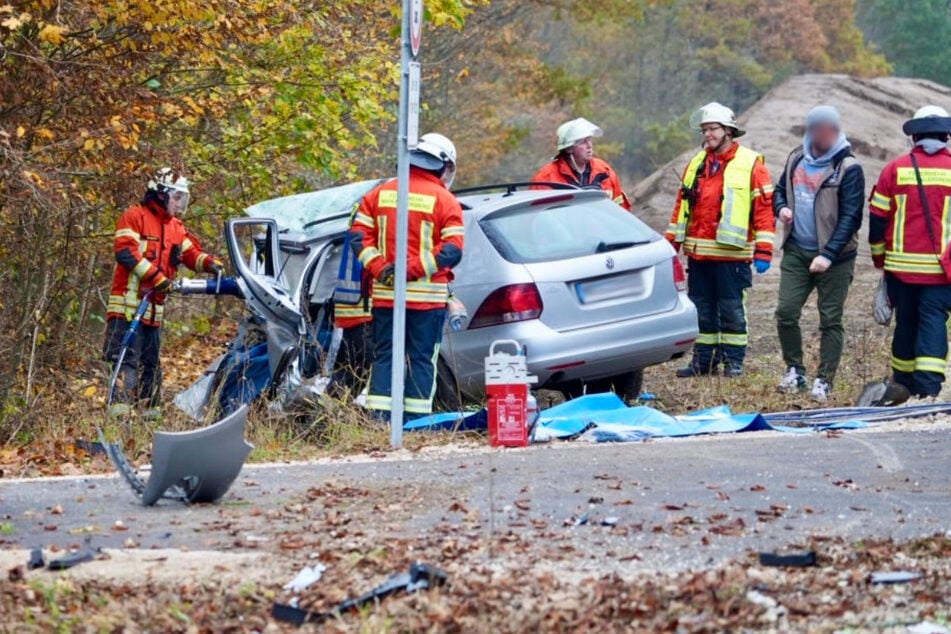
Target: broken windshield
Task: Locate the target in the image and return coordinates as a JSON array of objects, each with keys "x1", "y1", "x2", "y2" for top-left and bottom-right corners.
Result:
[{"x1": 244, "y1": 179, "x2": 385, "y2": 237}]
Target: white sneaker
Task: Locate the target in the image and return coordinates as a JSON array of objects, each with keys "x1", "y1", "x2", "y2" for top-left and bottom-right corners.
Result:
[
  {"x1": 811, "y1": 378, "x2": 831, "y2": 403},
  {"x1": 777, "y1": 367, "x2": 807, "y2": 394}
]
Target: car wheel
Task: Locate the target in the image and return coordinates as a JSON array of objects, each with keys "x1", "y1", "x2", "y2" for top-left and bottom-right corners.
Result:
[
  {"x1": 563, "y1": 370, "x2": 644, "y2": 403},
  {"x1": 434, "y1": 358, "x2": 464, "y2": 412}
]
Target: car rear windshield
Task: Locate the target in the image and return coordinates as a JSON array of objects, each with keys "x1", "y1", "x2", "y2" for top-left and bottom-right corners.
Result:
[{"x1": 480, "y1": 198, "x2": 658, "y2": 264}]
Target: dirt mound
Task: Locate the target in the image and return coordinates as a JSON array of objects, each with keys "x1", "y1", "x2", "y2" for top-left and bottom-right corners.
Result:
[{"x1": 631, "y1": 73, "x2": 951, "y2": 245}]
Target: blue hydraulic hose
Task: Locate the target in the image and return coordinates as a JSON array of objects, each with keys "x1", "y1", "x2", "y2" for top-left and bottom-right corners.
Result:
[{"x1": 106, "y1": 292, "x2": 153, "y2": 411}]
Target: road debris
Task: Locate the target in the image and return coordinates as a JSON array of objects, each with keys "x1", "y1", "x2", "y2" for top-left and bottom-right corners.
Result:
[
  {"x1": 283, "y1": 564, "x2": 327, "y2": 593},
  {"x1": 869, "y1": 570, "x2": 921, "y2": 584},
  {"x1": 758, "y1": 551, "x2": 817, "y2": 567},
  {"x1": 271, "y1": 562, "x2": 448, "y2": 626},
  {"x1": 26, "y1": 548, "x2": 44, "y2": 570}
]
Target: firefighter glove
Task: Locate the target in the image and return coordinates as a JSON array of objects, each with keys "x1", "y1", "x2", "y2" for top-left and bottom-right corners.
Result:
[
  {"x1": 377, "y1": 264, "x2": 396, "y2": 287},
  {"x1": 208, "y1": 258, "x2": 226, "y2": 275},
  {"x1": 753, "y1": 258, "x2": 771, "y2": 275},
  {"x1": 153, "y1": 276, "x2": 174, "y2": 294}
]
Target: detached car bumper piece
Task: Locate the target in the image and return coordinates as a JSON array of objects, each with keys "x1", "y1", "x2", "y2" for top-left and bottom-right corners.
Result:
[{"x1": 100, "y1": 405, "x2": 253, "y2": 506}]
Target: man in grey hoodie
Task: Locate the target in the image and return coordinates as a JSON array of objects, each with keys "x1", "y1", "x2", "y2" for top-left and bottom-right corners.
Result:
[{"x1": 772, "y1": 105, "x2": 866, "y2": 402}]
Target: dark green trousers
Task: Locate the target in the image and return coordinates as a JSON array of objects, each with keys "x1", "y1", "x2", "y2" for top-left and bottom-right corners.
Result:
[{"x1": 775, "y1": 242, "x2": 855, "y2": 383}]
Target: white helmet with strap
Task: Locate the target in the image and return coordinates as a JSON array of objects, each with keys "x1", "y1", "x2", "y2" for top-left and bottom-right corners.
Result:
[
  {"x1": 557, "y1": 118, "x2": 603, "y2": 151},
  {"x1": 690, "y1": 102, "x2": 745, "y2": 138},
  {"x1": 903, "y1": 105, "x2": 951, "y2": 136},
  {"x1": 410, "y1": 133, "x2": 457, "y2": 170}
]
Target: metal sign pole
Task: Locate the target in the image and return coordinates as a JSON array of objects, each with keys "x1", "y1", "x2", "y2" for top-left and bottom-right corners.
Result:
[{"x1": 390, "y1": 0, "x2": 420, "y2": 448}]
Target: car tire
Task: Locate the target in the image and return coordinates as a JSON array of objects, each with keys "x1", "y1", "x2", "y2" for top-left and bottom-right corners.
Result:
[
  {"x1": 434, "y1": 358, "x2": 464, "y2": 413},
  {"x1": 564, "y1": 369, "x2": 644, "y2": 403}
]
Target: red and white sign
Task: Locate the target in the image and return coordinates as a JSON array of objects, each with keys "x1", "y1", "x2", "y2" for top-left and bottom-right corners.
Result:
[{"x1": 410, "y1": 0, "x2": 423, "y2": 58}]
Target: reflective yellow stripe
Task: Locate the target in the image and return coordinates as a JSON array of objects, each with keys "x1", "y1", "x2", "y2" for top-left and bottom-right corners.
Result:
[
  {"x1": 884, "y1": 251, "x2": 943, "y2": 275},
  {"x1": 942, "y1": 197, "x2": 951, "y2": 247},
  {"x1": 115, "y1": 228, "x2": 139, "y2": 240},
  {"x1": 870, "y1": 191, "x2": 891, "y2": 212},
  {"x1": 378, "y1": 215, "x2": 388, "y2": 259},
  {"x1": 420, "y1": 221, "x2": 437, "y2": 277},
  {"x1": 720, "y1": 332, "x2": 748, "y2": 346},
  {"x1": 915, "y1": 356, "x2": 947, "y2": 373},
  {"x1": 378, "y1": 190, "x2": 437, "y2": 214},
  {"x1": 684, "y1": 237, "x2": 754, "y2": 259},
  {"x1": 132, "y1": 259, "x2": 152, "y2": 278},
  {"x1": 892, "y1": 194, "x2": 906, "y2": 253},
  {"x1": 404, "y1": 398, "x2": 434, "y2": 415},
  {"x1": 440, "y1": 225, "x2": 465, "y2": 239},
  {"x1": 373, "y1": 280, "x2": 449, "y2": 304},
  {"x1": 896, "y1": 167, "x2": 951, "y2": 187},
  {"x1": 358, "y1": 247, "x2": 383, "y2": 268},
  {"x1": 336, "y1": 302, "x2": 372, "y2": 318},
  {"x1": 195, "y1": 254, "x2": 209, "y2": 271},
  {"x1": 870, "y1": 242, "x2": 886, "y2": 256},
  {"x1": 891, "y1": 356, "x2": 915, "y2": 373},
  {"x1": 354, "y1": 211, "x2": 375, "y2": 227},
  {"x1": 182, "y1": 238, "x2": 194, "y2": 251},
  {"x1": 696, "y1": 333, "x2": 719, "y2": 345},
  {"x1": 613, "y1": 194, "x2": 626, "y2": 206},
  {"x1": 366, "y1": 394, "x2": 392, "y2": 411},
  {"x1": 754, "y1": 230, "x2": 776, "y2": 246}
]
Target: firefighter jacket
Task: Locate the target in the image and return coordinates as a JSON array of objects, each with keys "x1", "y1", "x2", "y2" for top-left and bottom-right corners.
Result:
[
  {"x1": 869, "y1": 146, "x2": 951, "y2": 285},
  {"x1": 108, "y1": 201, "x2": 217, "y2": 327},
  {"x1": 773, "y1": 145, "x2": 865, "y2": 264},
  {"x1": 349, "y1": 168, "x2": 465, "y2": 311},
  {"x1": 532, "y1": 156, "x2": 632, "y2": 211},
  {"x1": 666, "y1": 143, "x2": 776, "y2": 262}
]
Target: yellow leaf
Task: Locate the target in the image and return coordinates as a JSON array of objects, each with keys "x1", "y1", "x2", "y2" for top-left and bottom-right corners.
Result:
[
  {"x1": 38, "y1": 23, "x2": 67, "y2": 45},
  {"x1": 15, "y1": 125, "x2": 24, "y2": 137},
  {"x1": 83, "y1": 385, "x2": 97, "y2": 398}
]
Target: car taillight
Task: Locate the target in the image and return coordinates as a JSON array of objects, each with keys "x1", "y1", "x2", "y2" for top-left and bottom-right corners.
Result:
[
  {"x1": 672, "y1": 256, "x2": 687, "y2": 292},
  {"x1": 469, "y1": 283, "x2": 543, "y2": 329}
]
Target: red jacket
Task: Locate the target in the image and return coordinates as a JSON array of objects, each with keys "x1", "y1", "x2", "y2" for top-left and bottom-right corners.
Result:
[
  {"x1": 532, "y1": 156, "x2": 631, "y2": 211},
  {"x1": 665, "y1": 142, "x2": 776, "y2": 262},
  {"x1": 349, "y1": 168, "x2": 465, "y2": 311},
  {"x1": 108, "y1": 201, "x2": 216, "y2": 326},
  {"x1": 870, "y1": 146, "x2": 951, "y2": 285}
]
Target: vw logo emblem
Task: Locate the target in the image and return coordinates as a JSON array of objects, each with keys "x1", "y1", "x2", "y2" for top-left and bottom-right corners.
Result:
[{"x1": 605, "y1": 256, "x2": 615, "y2": 270}]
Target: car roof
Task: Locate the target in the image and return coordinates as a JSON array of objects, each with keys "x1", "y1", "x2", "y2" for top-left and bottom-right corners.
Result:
[{"x1": 456, "y1": 187, "x2": 611, "y2": 218}]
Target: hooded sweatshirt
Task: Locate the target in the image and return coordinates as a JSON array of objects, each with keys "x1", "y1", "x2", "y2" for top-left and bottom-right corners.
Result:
[{"x1": 791, "y1": 132, "x2": 851, "y2": 251}]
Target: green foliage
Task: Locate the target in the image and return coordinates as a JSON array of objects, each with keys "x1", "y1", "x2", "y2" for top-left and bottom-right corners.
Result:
[{"x1": 858, "y1": 0, "x2": 951, "y2": 84}]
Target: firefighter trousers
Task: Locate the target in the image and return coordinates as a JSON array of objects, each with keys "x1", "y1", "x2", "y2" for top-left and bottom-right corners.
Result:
[
  {"x1": 102, "y1": 316, "x2": 163, "y2": 408},
  {"x1": 367, "y1": 307, "x2": 446, "y2": 419},
  {"x1": 886, "y1": 275, "x2": 951, "y2": 397},
  {"x1": 686, "y1": 258, "x2": 752, "y2": 372}
]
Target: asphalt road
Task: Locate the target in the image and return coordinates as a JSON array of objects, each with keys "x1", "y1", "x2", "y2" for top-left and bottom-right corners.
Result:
[{"x1": 2, "y1": 426, "x2": 949, "y2": 577}]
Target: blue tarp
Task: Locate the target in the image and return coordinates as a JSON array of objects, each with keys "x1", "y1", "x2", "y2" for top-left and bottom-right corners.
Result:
[{"x1": 405, "y1": 392, "x2": 870, "y2": 442}]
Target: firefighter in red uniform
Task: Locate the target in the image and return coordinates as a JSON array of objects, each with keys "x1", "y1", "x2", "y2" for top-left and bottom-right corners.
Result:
[
  {"x1": 103, "y1": 168, "x2": 224, "y2": 419},
  {"x1": 349, "y1": 133, "x2": 465, "y2": 419},
  {"x1": 869, "y1": 106, "x2": 951, "y2": 398},
  {"x1": 666, "y1": 102, "x2": 776, "y2": 378},
  {"x1": 532, "y1": 118, "x2": 631, "y2": 211}
]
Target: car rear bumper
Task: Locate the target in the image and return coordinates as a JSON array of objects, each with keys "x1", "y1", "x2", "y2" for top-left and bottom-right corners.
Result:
[{"x1": 442, "y1": 295, "x2": 698, "y2": 398}]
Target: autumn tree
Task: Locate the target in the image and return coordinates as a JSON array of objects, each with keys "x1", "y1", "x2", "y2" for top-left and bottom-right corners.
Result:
[{"x1": 0, "y1": 0, "x2": 477, "y2": 435}]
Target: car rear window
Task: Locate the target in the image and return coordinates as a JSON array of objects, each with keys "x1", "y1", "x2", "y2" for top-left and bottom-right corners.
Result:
[{"x1": 479, "y1": 198, "x2": 658, "y2": 264}]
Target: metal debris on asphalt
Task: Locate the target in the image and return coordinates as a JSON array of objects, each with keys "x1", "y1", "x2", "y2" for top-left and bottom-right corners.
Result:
[
  {"x1": 283, "y1": 564, "x2": 327, "y2": 593},
  {"x1": 869, "y1": 570, "x2": 921, "y2": 584},
  {"x1": 758, "y1": 551, "x2": 817, "y2": 567}
]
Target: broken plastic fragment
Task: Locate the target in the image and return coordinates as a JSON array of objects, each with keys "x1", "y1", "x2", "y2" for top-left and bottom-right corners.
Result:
[
  {"x1": 283, "y1": 564, "x2": 326, "y2": 593},
  {"x1": 27, "y1": 548, "x2": 44, "y2": 570},
  {"x1": 870, "y1": 570, "x2": 920, "y2": 584},
  {"x1": 758, "y1": 551, "x2": 817, "y2": 567}
]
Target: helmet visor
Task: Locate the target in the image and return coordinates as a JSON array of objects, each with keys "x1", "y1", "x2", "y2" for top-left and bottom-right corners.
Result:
[{"x1": 167, "y1": 189, "x2": 190, "y2": 216}]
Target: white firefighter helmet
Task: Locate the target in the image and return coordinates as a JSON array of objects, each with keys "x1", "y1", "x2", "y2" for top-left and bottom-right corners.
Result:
[
  {"x1": 556, "y1": 117, "x2": 603, "y2": 151},
  {"x1": 902, "y1": 105, "x2": 951, "y2": 136},
  {"x1": 690, "y1": 102, "x2": 745, "y2": 137},
  {"x1": 410, "y1": 133, "x2": 457, "y2": 171},
  {"x1": 147, "y1": 167, "x2": 191, "y2": 216}
]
